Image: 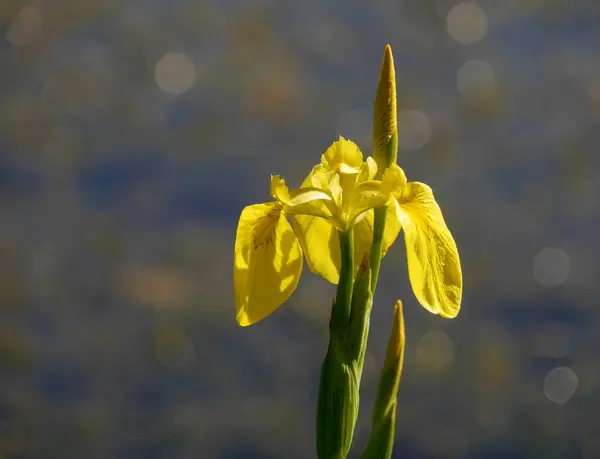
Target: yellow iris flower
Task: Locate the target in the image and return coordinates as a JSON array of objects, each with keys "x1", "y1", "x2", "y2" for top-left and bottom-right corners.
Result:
[{"x1": 234, "y1": 136, "x2": 462, "y2": 326}]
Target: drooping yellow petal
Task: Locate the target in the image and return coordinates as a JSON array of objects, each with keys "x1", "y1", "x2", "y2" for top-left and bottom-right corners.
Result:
[
  {"x1": 394, "y1": 183, "x2": 462, "y2": 318},
  {"x1": 321, "y1": 136, "x2": 363, "y2": 173},
  {"x1": 234, "y1": 202, "x2": 303, "y2": 326},
  {"x1": 292, "y1": 214, "x2": 340, "y2": 284}
]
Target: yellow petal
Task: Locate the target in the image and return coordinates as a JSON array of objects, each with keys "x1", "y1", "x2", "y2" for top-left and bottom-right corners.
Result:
[
  {"x1": 270, "y1": 175, "x2": 291, "y2": 202},
  {"x1": 271, "y1": 175, "x2": 332, "y2": 208},
  {"x1": 321, "y1": 136, "x2": 363, "y2": 173},
  {"x1": 358, "y1": 156, "x2": 378, "y2": 183},
  {"x1": 292, "y1": 214, "x2": 340, "y2": 284},
  {"x1": 306, "y1": 165, "x2": 329, "y2": 190},
  {"x1": 234, "y1": 203, "x2": 303, "y2": 326},
  {"x1": 288, "y1": 189, "x2": 332, "y2": 207},
  {"x1": 270, "y1": 174, "x2": 334, "y2": 222},
  {"x1": 348, "y1": 182, "x2": 391, "y2": 225},
  {"x1": 380, "y1": 164, "x2": 407, "y2": 194},
  {"x1": 394, "y1": 183, "x2": 462, "y2": 318},
  {"x1": 302, "y1": 164, "x2": 341, "y2": 210}
]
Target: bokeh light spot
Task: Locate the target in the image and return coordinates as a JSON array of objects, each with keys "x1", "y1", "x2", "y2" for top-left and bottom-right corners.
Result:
[
  {"x1": 543, "y1": 366, "x2": 578, "y2": 405},
  {"x1": 397, "y1": 110, "x2": 432, "y2": 150},
  {"x1": 155, "y1": 52, "x2": 196, "y2": 95},
  {"x1": 534, "y1": 247, "x2": 570, "y2": 287},
  {"x1": 447, "y1": 3, "x2": 488, "y2": 44},
  {"x1": 6, "y1": 6, "x2": 42, "y2": 47},
  {"x1": 416, "y1": 330, "x2": 454, "y2": 370}
]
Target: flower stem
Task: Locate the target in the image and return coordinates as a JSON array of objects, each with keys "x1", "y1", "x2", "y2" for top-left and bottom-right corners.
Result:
[
  {"x1": 316, "y1": 228, "x2": 356, "y2": 459},
  {"x1": 369, "y1": 206, "x2": 388, "y2": 292},
  {"x1": 333, "y1": 228, "x2": 355, "y2": 325}
]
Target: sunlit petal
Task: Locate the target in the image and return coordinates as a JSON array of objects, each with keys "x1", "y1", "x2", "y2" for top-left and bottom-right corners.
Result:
[
  {"x1": 381, "y1": 164, "x2": 407, "y2": 194},
  {"x1": 327, "y1": 173, "x2": 343, "y2": 207},
  {"x1": 293, "y1": 214, "x2": 340, "y2": 284},
  {"x1": 271, "y1": 175, "x2": 331, "y2": 206},
  {"x1": 338, "y1": 162, "x2": 361, "y2": 175},
  {"x1": 234, "y1": 203, "x2": 303, "y2": 326},
  {"x1": 348, "y1": 194, "x2": 390, "y2": 225},
  {"x1": 321, "y1": 136, "x2": 363, "y2": 172},
  {"x1": 355, "y1": 180, "x2": 383, "y2": 195},
  {"x1": 270, "y1": 174, "x2": 334, "y2": 220},
  {"x1": 395, "y1": 182, "x2": 462, "y2": 318},
  {"x1": 358, "y1": 156, "x2": 378, "y2": 183},
  {"x1": 270, "y1": 175, "x2": 291, "y2": 202},
  {"x1": 288, "y1": 188, "x2": 332, "y2": 206},
  {"x1": 283, "y1": 201, "x2": 334, "y2": 220}
]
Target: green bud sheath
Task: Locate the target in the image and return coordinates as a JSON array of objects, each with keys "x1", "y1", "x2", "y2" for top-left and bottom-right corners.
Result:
[
  {"x1": 372, "y1": 44, "x2": 398, "y2": 177},
  {"x1": 361, "y1": 301, "x2": 405, "y2": 459}
]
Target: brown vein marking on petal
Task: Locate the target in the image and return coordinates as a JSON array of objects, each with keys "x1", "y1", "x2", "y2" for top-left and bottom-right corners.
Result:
[{"x1": 252, "y1": 207, "x2": 281, "y2": 249}]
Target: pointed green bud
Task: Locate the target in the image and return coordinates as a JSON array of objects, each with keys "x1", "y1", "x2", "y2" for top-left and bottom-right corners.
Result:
[
  {"x1": 361, "y1": 301, "x2": 405, "y2": 459},
  {"x1": 376, "y1": 300, "x2": 405, "y2": 419},
  {"x1": 373, "y1": 44, "x2": 398, "y2": 178}
]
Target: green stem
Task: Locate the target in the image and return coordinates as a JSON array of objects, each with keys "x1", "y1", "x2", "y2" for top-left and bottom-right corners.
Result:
[
  {"x1": 316, "y1": 228, "x2": 356, "y2": 459},
  {"x1": 369, "y1": 206, "x2": 388, "y2": 292},
  {"x1": 332, "y1": 228, "x2": 355, "y2": 327}
]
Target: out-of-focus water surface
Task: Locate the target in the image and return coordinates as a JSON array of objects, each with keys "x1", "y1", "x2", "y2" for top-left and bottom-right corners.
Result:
[{"x1": 1, "y1": 1, "x2": 599, "y2": 458}]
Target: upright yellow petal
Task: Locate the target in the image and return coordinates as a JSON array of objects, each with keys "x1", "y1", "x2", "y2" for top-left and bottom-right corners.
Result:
[
  {"x1": 234, "y1": 202, "x2": 303, "y2": 326},
  {"x1": 380, "y1": 164, "x2": 407, "y2": 194},
  {"x1": 358, "y1": 156, "x2": 378, "y2": 183},
  {"x1": 292, "y1": 215, "x2": 340, "y2": 284},
  {"x1": 394, "y1": 183, "x2": 462, "y2": 318},
  {"x1": 321, "y1": 136, "x2": 363, "y2": 173}
]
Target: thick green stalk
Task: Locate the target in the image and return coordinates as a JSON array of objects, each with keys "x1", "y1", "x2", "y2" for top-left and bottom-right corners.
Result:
[
  {"x1": 316, "y1": 229, "x2": 356, "y2": 459},
  {"x1": 333, "y1": 229, "x2": 355, "y2": 326}
]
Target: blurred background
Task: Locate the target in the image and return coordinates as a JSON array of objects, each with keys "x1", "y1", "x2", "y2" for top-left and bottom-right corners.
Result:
[{"x1": 0, "y1": 0, "x2": 599, "y2": 458}]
